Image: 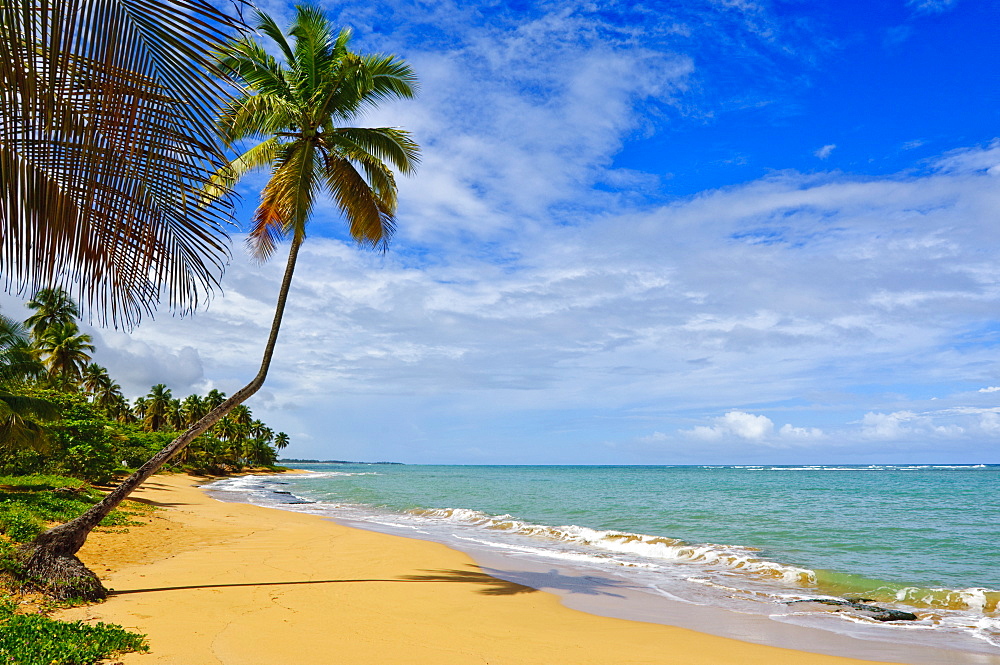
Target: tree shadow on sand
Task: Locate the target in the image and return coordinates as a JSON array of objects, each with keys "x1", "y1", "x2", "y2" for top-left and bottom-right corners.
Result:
[{"x1": 109, "y1": 564, "x2": 630, "y2": 598}]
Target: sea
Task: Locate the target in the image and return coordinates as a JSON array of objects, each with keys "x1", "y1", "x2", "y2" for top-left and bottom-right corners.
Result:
[{"x1": 205, "y1": 463, "x2": 1000, "y2": 662}]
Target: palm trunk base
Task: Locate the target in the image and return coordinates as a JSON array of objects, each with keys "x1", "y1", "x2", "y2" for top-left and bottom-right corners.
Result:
[{"x1": 16, "y1": 523, "x2": 108, "y2": 601}]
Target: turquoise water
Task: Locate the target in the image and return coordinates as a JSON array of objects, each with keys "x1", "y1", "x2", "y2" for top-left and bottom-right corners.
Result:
[{"x1": 208, "y1": 463, "x2": 1000, "y2": 653}]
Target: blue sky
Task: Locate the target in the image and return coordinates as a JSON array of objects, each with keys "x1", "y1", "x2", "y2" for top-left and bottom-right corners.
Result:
[{"x1": 9, "y1": 0, "x2": 1000, "y2": 464}]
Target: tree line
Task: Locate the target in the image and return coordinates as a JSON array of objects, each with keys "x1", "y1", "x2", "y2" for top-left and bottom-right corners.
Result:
[{"x1": 0, "y1": 288, "x2": 289, "y2": 481}]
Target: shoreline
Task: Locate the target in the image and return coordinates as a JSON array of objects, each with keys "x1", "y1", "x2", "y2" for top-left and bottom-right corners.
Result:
[{"x1": 57, "y1": 474, "x2": 972, "y2": 664}]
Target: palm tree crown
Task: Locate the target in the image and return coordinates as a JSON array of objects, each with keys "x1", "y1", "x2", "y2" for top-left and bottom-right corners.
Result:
[
  {"x1": 35, "y1": 322, "x2": 95, "y2": 387},
  {"x1": 210, "y1": 5, "x2": 420, "y2": 259}
]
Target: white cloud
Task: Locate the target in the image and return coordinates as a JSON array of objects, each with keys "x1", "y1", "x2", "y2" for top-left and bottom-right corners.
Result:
[
  {"x1": 860, "y1": 411, "x2": 917, "y2": 440},
  {"x1": 814, "y1": 144, "x2": 836, "y2": 159},
  {"x1": 682, "y1": 411, "x2": 824, "y2": 443},
  {"x1": 979, "y1": 386, "x2": 1000, "y2": 393}
]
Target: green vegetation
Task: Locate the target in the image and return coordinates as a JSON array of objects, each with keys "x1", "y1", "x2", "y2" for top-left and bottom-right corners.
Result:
[
  {"x1": 0, "y1": 596, "x2": 148, "y2": 665},
  {"x1": 0, "y1": 476, "x2": 155, "y2": 546},
  {"x1": 0, "y1": 478, "x2": 153, "y2": 663},
  {"x1": 0, "y1": 288, "x2": 291, "y2": 482}
]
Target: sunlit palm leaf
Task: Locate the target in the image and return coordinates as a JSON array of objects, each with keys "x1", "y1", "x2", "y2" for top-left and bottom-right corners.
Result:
[
  {"x1": 324, "y1": 156, "x2": 394, "y2": 249},
  {"x1": 332, "y1": 127, "x2": 420, "y2": 174},
  {"x1": 0, "y1": 0, "x2": 246, "y2": 328}
]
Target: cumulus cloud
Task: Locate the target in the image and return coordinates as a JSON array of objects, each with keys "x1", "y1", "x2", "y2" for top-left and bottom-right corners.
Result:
[
  {"x1": 682, "y1": 412, "x2": 824, "y2": 443},
  {"x1": 858, "y1": 410, "x2": 970, "y2": 440}
]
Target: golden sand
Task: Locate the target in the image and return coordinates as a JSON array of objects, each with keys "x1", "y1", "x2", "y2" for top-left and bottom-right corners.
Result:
[{"x1": 57, "y1": 474, "x2": 902, "y2": 665}]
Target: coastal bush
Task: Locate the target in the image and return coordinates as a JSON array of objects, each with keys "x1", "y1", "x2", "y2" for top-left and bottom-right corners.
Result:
[
  {"x1": 0, "y1": 503, "x2": 43, "y2": 542},
  {"x1": 0, "y1": 486, "x2": 153, "y2": 543},
  {"x1": 0, "y1": 597, "x2": 148, "y2": 664}
]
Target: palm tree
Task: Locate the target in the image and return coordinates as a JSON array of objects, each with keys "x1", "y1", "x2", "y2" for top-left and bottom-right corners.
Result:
[
  {"x1": 143, "y1": 384, "x2": 173, "y2": 432},
  {"x1": 205, "y1": 389, "x2": 227, "y2": 410},
  {"x1": 243, "y1": 438, "x2": 277, "y2": 467},
  {"x1": 181, "y1": 395, "x2": 207, "y2": 428},
  {"x1": 0, "y1": 0, "x2": 243, "y2": 327},
  {"x1": 81, "y1": 364, "x2": 111, "y2": 397},
  {"x1": 231, "y1": 404, "x2": 253, "y2": 428},
  {"x1": 23, "y1": 4, "x2": 418, "y2": 601},
  {"x1": 131, "y1": 397, "x2": 149, "y2": 422},
  {"x1": 249, "y1": 419, "x2": 271, "y2": 442},
  {"x1": 34, "y1": 323, "x2": 95, "y2": 389},
  {"x1": 109, "y1": 395, "x2": 135, "y2": 425},
  {"x1": 25, "y1": 289, "x2": 80, "y2": 341},
  {"x1": 273, "y1": 431, "x2": 290, "y2": 452}
]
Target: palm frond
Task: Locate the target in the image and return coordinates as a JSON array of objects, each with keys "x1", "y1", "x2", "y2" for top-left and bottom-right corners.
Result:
[
  {"x1": 204, "y1": 137, "x2": 282, "y2": 200},
  {"x1": 248, "y1": 141, "x2": 320, "y2": 261},
  {"x1": 323, "y1": 156, "x2": 395, "y2": 249},
  {"x1": 0, "y1": 0, "x2": 247, "y2": 328},
  {"x1": 331, "y1": 127, "x2": 420, "y2": 174}
]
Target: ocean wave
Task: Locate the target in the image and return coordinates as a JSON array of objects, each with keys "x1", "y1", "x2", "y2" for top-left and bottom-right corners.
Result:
[
  {"x1": 812, "y1": 570, "x2": 1000, "y2": 614},
  {"x1": 405, "y1": 507, "x2": 815, "y2": 585}
]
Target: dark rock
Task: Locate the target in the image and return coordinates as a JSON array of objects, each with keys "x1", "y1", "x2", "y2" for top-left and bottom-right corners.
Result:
[{"x1": 787, "y1": 598, "x2": 918, "y2": 622}]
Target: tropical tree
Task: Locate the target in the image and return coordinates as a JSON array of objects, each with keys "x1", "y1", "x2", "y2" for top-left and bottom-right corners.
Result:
[
  {"x1": 274, "y1": 431, "x2": 290, "y2": 451},
  {"x1": 108, "y1": 395, "x2": 135, "y2": 425},
  {"x1": 243, "y1": 438, "x2": 277, "y2": 467},
  {"x1": 131, "y1": 397, "x2": 149, "y2": 422},
  {"x1": 25, "y1": 288, "x2": 80, "y2": 340},
  {"x1": 0, "y1": 314, "x2": 57, "y2": 452},
  {"x1": 142, "y1": 384, "x2": 173, "y2": 432},
  {"x1": 81, "y1": 364, "x2": 111, "y2": 397},
  {"x1": 22, "y1": 5, "x2": 418, "y2": 600},
  {"x1": 34, "y1": 323, "x2": 95, "y2": 388},
  {"x1": 205, "y1": 389, "x2": 227, "y2": 410},
  {"x1": 181, "y1": 394, "x2": 207, "y2": 427},
  {"x1": 230, "y1": 404, "x2": 253, "y2": 428},
  {"x1": 0, "y1": 0, "x2": 243, "y2": 327},
  {"x1": 167, "y1": 398, "x2": 184, "y2": 431}
]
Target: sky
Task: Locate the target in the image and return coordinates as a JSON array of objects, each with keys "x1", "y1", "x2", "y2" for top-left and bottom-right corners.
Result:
[{"x1": 8, "y1": 0, "x2": 1000, "y2": 464}]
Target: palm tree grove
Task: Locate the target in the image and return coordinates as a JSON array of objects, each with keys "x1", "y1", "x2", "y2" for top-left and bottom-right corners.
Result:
[
  {"x1": 0, "y1": 0, "x2": 418, "y2": 656},
  {"x1": 2, "y1": 287, "x2": 292, "y2": 478}
]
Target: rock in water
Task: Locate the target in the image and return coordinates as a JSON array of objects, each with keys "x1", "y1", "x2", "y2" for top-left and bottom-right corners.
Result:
[{"x1": 787, "y1": 598, "x2": 918, "y2": 622}]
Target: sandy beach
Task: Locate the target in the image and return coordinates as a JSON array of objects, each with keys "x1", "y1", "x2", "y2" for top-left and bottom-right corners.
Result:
[{"x1": 57, "y1": 474, "x2": 915, "y2": 665}]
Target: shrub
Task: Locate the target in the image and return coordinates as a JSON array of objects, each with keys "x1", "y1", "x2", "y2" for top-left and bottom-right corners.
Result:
[{"x1": 0, "y1": 502, "x2": 43, "y2": 542}]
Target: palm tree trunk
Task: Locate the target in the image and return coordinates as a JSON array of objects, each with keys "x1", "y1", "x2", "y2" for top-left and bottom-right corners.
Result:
[{"x1": 19, "y1": 235, "x2": 304, "y2": 601}]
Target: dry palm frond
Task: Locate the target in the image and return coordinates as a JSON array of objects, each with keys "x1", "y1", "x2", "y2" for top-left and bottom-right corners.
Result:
[{"x1": 0, "y1": 0, "x2": 246, "y2": 328}]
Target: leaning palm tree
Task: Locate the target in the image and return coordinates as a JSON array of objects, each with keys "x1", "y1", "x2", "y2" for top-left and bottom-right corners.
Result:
[
  {"x1": 21, "y1": 5, "x2": 418, "y2": 600},
  {"x1": 0, "y1": 1, "x2": 243, "y2": 327}
]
